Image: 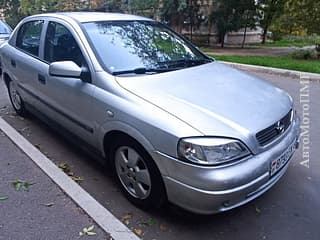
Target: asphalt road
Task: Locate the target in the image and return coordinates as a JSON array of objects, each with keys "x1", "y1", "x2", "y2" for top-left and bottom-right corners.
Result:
[{"x1": 0, "y1": 70, "x2": 319, "y2": 240}]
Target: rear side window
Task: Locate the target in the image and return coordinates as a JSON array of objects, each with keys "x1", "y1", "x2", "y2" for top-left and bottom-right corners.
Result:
[
  {"x1": 16, "y1": 20, "x2": 43, "y2": 57},
  {"x1": 44, "y1": 21, "x2": 85, "y2": 67}
]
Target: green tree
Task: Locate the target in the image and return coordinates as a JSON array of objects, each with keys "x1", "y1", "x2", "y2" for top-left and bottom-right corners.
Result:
[
  {"x1": 160, "y1": 0, "x2": 188, "y2": 33},
  {"x1": 55, "y1": 0, "x2": 87, "y2": 11},
  {"x1": 19, "y1": 0, "x2": 58, "y2": 15},
  {"x1": 124, "y1": 0, "x2": 159, "y2": 17},
  {"x1": 276, "y1": 0, "x2": 320, "y2": 35},
  {"x1": 258, "y1": 0, "x2": 286, "y2": 43},
  {"x1": 210, "y1": 0, "x2": 244, "y2": 48},
  {"x1": 239, "y1": 0, "x2": 259, "y2": 48},
  {"x1": 0, "y1": 0, "x2": 25, "y2": 27}
]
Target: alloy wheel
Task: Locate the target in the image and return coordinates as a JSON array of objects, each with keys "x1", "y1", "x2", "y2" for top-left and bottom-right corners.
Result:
[{"x1": 115, "y1": 146, "x2": 152, "y2": 199}]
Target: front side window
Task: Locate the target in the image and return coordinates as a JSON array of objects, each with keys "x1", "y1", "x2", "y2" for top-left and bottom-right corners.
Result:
[
  {"x1": 16, "y1": 20, "x2": 43, "y2": 56},
  {"x1": 44, "y1": 21, "x2": 85, "y2": 67},
  {"x1": 82, "y1": 21, "x2": 211, "y2": 75}
]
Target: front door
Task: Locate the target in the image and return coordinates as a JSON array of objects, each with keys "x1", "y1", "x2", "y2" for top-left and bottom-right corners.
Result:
[{"x1": 38, "y1": 20, "x2": 96, "y2": 146}]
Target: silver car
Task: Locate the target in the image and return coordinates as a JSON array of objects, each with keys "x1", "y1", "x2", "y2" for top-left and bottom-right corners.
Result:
[
  {"x1": 0, "y1": 12, "x2": 300, "y2": 214},
  {"x1": 0, "y1": 20, "x2": 12, "y2": 44}
]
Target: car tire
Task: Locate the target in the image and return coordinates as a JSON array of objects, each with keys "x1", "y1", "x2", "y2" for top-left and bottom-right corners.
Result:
[
  {"x1": 110, "y1": 137, "x2": 166, "y2": 209},
  {"x1": 7, "y1": 80, "x2": 27, "y2": 116}
]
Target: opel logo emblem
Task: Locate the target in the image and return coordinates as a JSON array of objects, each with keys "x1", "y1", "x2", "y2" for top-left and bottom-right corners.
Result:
[{"x1": 276, "y1": 121, "x2": 285, "y2": 133}]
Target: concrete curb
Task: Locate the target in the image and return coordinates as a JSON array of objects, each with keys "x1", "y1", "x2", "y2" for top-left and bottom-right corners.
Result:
[
  {"x1": 0, "y1": 117, "x2": 140, "y2": 240},
  {"x1": 218, "y1": 61, "x2": 320, "y2": 82}
]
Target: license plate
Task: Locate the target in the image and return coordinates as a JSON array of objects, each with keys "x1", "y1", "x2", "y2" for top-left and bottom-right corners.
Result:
[{"x1": 270, "y1": 141, "x2": 296, "y2": 176}]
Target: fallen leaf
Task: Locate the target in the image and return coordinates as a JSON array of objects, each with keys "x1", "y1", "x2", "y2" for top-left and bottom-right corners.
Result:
[
  {"x1": 160, "y1": 223, "x2": 168, "y2": 232},
  {"x1": 134, "y1": 228, "x2": 143, "y2": 236},
  {"x1": 43, "y1": 202, "x2": 54, "y2": 207},
  {"x1": 12, "y1": 180, "x2": 34, "y2": 191},
  {"x1": 58, "y1": 163, "x2": 71, "y2": 173},
  {"x1": 79, "y1": 225, "x2": 96, "y2": 237},
  {"x1": 87, "y1": 225, "x2": 94, "y2": 232},
  {"x1": 71, "y1": 176, "x2": 84, "y2": 182},
  {"x1": 139, "y1": 218, "x2": 157, "y2": 227},
  {"x1": 34, "y1": 144, "x2": 41, "y2": 150},
  {"x1": 0, "y1": 196, "x2": 8, "y2": 201},
  {"x1": 58, "y1": 163, "x2": 83, "y2": 182},
  {"x1": 255, "y1": 206, "x2": 261, "y2": 215},
  {"x1": 14, "y1": 182, "x2": 22, "y2": 191},
  {"x1": 121, "y1": 213, "x2": 133, "y2": 225},
  {"x1": 22, "y1": 181, "x2": 33, "y2": 191},
  {"x1": 20, "y1": 127, "x2": 29, "y2": 132}
]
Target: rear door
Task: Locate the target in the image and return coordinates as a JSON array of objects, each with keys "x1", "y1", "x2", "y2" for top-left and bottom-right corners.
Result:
[{"x1": 8, "y1": 20, "x2": 45, "y2": 107}]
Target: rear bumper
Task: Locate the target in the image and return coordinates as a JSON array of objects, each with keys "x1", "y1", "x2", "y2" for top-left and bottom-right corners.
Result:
[{"x1": 153, "y1": 116, "x2": 300, "y2": 214}]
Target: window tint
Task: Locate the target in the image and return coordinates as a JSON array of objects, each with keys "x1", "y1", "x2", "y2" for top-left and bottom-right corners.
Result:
[
  {"x1": 44, "y1": 22, "x2": 85, "y2": 67},
  {"x1": 16, "y1": 20, "x2": 43, "y2": 56}
]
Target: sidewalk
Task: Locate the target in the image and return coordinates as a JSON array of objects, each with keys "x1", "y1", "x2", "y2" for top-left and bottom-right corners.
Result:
[{"x1": 0, "y1": 129, "x2": 109, "y2": 240}]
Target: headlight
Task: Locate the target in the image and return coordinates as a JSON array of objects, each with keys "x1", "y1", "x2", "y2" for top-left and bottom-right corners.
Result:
[{"x1": 178, "y1": 137, "x2": 250, "y2": 165}]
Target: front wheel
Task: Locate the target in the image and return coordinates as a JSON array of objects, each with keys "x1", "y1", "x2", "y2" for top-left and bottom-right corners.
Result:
[
  {"x1": 110, "y1": 138, "x2": 166, "y2": 209},
  {"x1": 8, "y1": 80, "x2": 27, "y2": 116}
]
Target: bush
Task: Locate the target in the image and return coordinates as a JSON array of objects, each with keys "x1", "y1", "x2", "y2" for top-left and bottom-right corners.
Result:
[
  {"x1": 282, "y1": 34, "x2": 320, "y2": 45},
  {"x1": 290, "y1": 50, "x2": 317, "y2": 60},
  {"x1": 271, "y1": 31, "x2": 283, "y2": 41}
]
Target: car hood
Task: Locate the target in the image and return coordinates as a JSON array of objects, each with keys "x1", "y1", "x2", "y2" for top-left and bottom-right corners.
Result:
[{"x1": 116, "y1": 62, "x2": 292, "y2": 145}]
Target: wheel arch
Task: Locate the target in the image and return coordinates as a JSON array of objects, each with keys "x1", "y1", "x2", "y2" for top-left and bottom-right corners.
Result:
[
  {"x1": 100, "y1": 121, "x2": 168, "y2": 176},
  {"x1": 103, "y1": 127, "x2": 168, "y2": 207},
  {"x1": 3, "y1": 72, "x2": 12, "y2": 88}
]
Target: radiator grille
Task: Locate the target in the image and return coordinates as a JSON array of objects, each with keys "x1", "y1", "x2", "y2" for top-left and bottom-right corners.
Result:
[{"x1": 256, "y1": 110, "x2": 293, "y2": 146}]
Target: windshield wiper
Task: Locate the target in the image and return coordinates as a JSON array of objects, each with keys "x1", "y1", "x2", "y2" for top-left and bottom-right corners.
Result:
[
  {"x1": 159, "y1": 58, "x2": 213, "y2": 68},
  {"x1": 113, "y1": 67, "x2": 177, "y2": 76}
]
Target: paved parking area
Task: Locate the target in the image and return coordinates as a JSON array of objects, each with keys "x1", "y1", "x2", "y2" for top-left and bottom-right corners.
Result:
[
  {"x1": 0, "y1": 70, "x2": 319, "y2": 240},
  {"x1": 0, "y1": 130, "x2": 108, "y2": 240}
]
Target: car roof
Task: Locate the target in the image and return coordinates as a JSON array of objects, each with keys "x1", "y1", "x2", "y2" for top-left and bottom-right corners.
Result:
[{"x1": 30, "y1": 12, "x2": 153, "y2": 23}]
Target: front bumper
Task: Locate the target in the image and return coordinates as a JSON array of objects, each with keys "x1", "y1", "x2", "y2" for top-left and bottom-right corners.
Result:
[{"x1": 153, "y1": 116, "x2": 300, "y2": 214}]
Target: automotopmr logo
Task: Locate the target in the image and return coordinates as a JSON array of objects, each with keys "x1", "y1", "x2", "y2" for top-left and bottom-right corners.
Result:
[{"x1": 299, "y1": 76, "x2": 311, "y2": 169}]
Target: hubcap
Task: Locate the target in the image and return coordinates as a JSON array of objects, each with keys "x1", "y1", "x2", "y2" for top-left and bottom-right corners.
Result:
[
  {"x1": 115, "y1": 146, "x2": 151, "y2": 199},
  {"x1": 9, "y1": 82, "x2": 22, "y2": 110}
]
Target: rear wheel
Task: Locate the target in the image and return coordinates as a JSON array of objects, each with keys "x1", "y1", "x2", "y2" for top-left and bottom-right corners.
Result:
[
  {"x1": 110, "y1": 137, "x2": 166, "y2": 209},
  {"x1": 8, "y1": 80, "x2": 27, "y2": 116}
]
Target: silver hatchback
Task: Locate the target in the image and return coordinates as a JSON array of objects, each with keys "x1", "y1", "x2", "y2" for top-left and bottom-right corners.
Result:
[{"x1": 0, "y1": 12, "x2": 300, "y2": 214}]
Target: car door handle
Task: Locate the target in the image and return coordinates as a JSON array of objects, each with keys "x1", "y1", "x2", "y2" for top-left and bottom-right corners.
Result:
[
  {"x1": 38, "y1": 74, "x2": 46, "y2": 84},
  {"x1": 11, "y1": 59, "x2": 16, "y2": 68}
]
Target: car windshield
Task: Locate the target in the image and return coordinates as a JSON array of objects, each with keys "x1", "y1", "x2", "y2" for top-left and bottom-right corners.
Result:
[
  {"x1": 82, "y1": 20, "x2": 211, "y2": 75},
  {"x1": 0, "y1": 21, "x2": 12, "y2": 34}
]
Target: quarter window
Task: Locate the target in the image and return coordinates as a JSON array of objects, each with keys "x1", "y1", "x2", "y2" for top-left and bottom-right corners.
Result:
[
  {"x1": 16, "y1": 20, "x2": 43, "y2": 56},
  {"x1": 44, "y1": 21, "x2": 85, "y2": 67}
]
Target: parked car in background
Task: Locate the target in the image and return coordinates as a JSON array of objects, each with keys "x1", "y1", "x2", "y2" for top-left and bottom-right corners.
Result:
[
  {"x1": 0, "y1": 20, "x2": 12, "y2": 44},
  {"x1": 0, "y1": 12, "x2": 300, "y2": 214}
]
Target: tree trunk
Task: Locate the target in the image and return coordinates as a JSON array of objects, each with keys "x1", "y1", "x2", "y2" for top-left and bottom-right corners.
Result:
[
  {"x1": 207, "y1": 3, "x2": 214, "y2": 46},
  {"x1": 261, "y1": 28, "x2": 268, "y2": 44},
  {"x1": 242, "y1": 25, "x2": 248, "y2": 48},
  {"x1": 221, "y1": 33, "x2": 225, "y2": 48},
  {"x1": 207, "y1": 19, "x2": 212, "y2": 46}
]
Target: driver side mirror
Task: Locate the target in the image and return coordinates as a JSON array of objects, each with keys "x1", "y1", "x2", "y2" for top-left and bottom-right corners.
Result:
[{"x1": 49, "y1": 61, "x2": 91, "y2": 83}]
